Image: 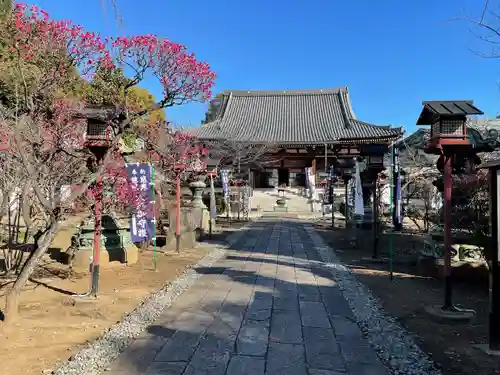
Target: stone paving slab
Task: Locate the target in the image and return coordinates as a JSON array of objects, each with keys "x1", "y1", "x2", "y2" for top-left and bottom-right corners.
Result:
[{"x1": 105, "y1": 219, "x2": 389, "y2": 375}]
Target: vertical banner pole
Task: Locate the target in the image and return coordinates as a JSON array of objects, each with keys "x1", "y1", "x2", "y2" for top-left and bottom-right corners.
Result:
[
  {"x1": 389, "y1": 146, "x2": 394, "y2": 280},
  {"x1": 330, "y1": 165, "x2": 335, "y2": 229}
]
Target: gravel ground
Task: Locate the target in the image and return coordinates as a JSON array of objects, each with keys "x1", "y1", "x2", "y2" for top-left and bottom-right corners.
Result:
[
  {"x1": 304, "y1": 223, "x2": 442, "y2": 375},
  {"x1": 51, "y1": 229, "x2": 247, "y2": 375}
]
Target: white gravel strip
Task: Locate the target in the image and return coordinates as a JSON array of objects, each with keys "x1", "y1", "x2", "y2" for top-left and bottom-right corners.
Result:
[
  {"x1": 304, "y1": 224, "x2": 442, "y2": 375},
  {"x1": 52, "y1": 229, "x2": 247, "y2": 375}
]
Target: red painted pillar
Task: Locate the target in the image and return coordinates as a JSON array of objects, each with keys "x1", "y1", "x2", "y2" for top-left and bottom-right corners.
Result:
[
  {"x1": 91, "y1": 175, "x2": 102, "y2": 296},
  {"x1": 175, "y1": 174, "x2": 181, "y2": 253},
  {"x1": 443, "y1": 154, "x2": 453, "y2": 309}
]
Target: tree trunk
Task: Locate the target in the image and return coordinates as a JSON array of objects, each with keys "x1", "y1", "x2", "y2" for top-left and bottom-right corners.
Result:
[{"x1": 2, "y1": 221, "x2": 59, "y2": 323}]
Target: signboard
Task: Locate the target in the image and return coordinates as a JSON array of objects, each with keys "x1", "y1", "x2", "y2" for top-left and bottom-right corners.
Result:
[
  {"x1": 125, "y1": 163, "x2": 155, "y2": 243},
  {"x1": 220, "y1": 169, "x2": 229, "y2": 199},
  {"x1": 354, "y1": 160, "x2": 364, "y2": 216},
  {"x1": 242, "y1": 185, "x2": 250, "y2": 219},
  {"x1": 283, "y1": 159, "x2": 306, "y2": 168},
  {"x1": 347, "y1": 178, "x2": 354, "y2": 207}
]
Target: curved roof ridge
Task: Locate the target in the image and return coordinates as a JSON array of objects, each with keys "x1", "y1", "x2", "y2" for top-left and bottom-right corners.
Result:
[
  {"x1": 213, "y1": 92, "x2": 233, "y2": 121},
  {"x1": 351, "y1": 119, "x2": 392, "y2": 129},
  {"x1": 221, "y1": 87, "x2": 348, "y2": 97},
  {"x1": 197, "y1": 87, "x2": 403, "y2": 144},
  {"x1": 343, "y1": 87, "x2": 357, "y2": 119},
  {"x1": 337, "y1": 89, "x2": 353, "y2": 129}
]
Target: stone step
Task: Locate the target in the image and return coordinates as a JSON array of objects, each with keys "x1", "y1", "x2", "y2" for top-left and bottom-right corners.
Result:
[{"x1": 250, "y1": 188, "x2": 321, "y2": 213}]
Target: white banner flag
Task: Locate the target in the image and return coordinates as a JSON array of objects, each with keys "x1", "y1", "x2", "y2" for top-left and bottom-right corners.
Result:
[
  {"x1": 209, "y1": 174, "x2": 217, "y2": 219},
  {"x1": 354, "y1": 160, "x2": 365, "y2": 216}
]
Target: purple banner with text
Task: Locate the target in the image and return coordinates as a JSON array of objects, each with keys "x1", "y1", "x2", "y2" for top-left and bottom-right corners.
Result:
[{"x1": 125, "y1": 163, "x2": 155, "y2": 242}]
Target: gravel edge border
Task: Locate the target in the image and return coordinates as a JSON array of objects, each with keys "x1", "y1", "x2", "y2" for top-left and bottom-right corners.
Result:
[
  {"x1": 304, "y1": 224, "x2": 442, "y2": 375},
  {"x1": 52, "y1": 226, "x2": 249, "y2": 375}
]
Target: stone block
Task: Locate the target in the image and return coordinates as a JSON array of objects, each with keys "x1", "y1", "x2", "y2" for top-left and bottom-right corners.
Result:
[
  {"x1": 237, "y1": 319, "x2": 269, "y2": 356},
  {"x1": 227, "y1": 356, "x2": 265, "y2": 375},
  {"x1": 329, "y1": 316, "x2": 363, "y2": 339},
  {"x1": 169, "y1": 206, "x2": 208, "y2": 234},
  {"x1": 338, "y1": 337, "x2": 380, "y2": 364},
  {"x1": 299, "y1": 301, "x2": 331, "y2": 328},
  {"x1": 266, "y1": 343, "x2": 307, "y2": 375},
  {"x1": 344, "y1": 363, "x2": 390, "y2": 375},
  {"x1": 124, "y1": 245, "x2": 139, "y2": 265},
  {"x1": 107, "y1": 337, "x2": 167, "y2": 373},
  {"x1": 270, "y1": 311, "x2": 302, "y2": 344},
  {"x1": 162, "y1": 231, "x2": 197, "y2": 251},
  {"x1": 71, "y1": 249, "x2": 110, "y2": 270},
  {"x1": 154, "y1": 312, "x2": 213, "y2": 362},
  {"x1": 144, "y1": 362, "x2": 187, "y2": 375},
  {"x1": 303, "y1": 326, "x2": 344, "y2": 371}
]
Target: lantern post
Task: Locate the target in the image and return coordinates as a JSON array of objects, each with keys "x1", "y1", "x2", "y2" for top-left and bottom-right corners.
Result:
[
  {"x1": 172, "y1": 137, "x2": 207, "y2": 253},
  {"x1": 87, "y1": 124, "x2": 110, "y2": 297},
  {"x1": 76, "y1": 106, "x2": 120, "y2": 298},
  {"x1": 173, "y1": 168, "x2": 183, "y2": 253},
  {"x1": 336, "y1": 158, "x2": 354, "y2": 224},
  {"x1": 416, "y1": 100, "x2": 482, "y2": 318},
  {"x1": 361, "y1": 144, "x2": 388, "y2": 259}
]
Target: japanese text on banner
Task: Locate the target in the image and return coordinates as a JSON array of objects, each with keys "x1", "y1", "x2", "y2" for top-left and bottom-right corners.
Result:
[{"x1": 125, "y1": 163, "x2": 155, "y2": 242}]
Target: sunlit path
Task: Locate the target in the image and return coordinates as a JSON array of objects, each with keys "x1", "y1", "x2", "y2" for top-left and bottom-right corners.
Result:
[{"x1": 106, "y1": 219, "x2": 388, "y2": 375}]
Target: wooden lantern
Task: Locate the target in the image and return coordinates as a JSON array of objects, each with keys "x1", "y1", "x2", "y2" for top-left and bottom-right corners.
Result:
[
  {"x1": 361, "y1": 144, "x2": 388, "y2": 171},
  {"x1": 84, "y1": 119, "x2": 113, "y2": 148},
  {"x1": 416, "y1": 100, "x2": 483, "y2": 154}
]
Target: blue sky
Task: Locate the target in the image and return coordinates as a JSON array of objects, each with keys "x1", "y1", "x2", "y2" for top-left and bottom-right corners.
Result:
[{"x1": 32, "y1": 0, "x2": 499, "y2": 134}]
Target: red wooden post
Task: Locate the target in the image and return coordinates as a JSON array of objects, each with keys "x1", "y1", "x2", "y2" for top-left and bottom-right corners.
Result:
[
  {"x1": 175, "y1": 174, "x2": 181, "y2": 253},
  {"x1": 443, "y1": 154, "x2": 453, "y2": 309},
  {"x1": 90, "y1": 175, "x2": 102, "y2": 296}
]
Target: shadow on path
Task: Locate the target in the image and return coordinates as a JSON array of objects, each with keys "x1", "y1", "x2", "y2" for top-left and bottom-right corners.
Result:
[{"x1": 101, "y1": 219, "x2": 390, "y2": 375}]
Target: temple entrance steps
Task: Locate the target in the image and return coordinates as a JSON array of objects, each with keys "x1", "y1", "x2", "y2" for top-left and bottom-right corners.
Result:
[
  {"x1": 250, "y1": 188, "x2": 316, "y2": 213},
  {"x1": 250, "y1": 187, "x2": 347, "y2": 214}
]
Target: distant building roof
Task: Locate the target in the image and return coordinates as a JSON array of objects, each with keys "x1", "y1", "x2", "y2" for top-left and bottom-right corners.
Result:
[{"x1": 197, "y1": 87, "x2": 403, "y2": 145}]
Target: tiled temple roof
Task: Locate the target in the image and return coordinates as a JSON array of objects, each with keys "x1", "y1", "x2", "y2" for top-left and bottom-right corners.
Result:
[{"x1": 197, "y1": 87, "x2": 403, "y2": 145}]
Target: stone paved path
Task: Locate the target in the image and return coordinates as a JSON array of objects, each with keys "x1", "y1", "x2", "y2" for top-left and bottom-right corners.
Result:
[{"x1": 106, "y1": 219, "x2": 389, "y2": 375}]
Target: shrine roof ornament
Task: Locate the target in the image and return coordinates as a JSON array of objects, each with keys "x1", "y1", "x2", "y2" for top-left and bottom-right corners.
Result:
[{"x1": 197, "y1": 87, "x2": 403, "y2": 145}]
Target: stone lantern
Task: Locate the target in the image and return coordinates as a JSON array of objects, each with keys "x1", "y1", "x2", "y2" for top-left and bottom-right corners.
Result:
[
  {"x1": 361, "y1": 144, "x2": 389, "y2": 259},
  {"x1": 336, "y1": 158, "x2": 355, "y2": 221}
]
